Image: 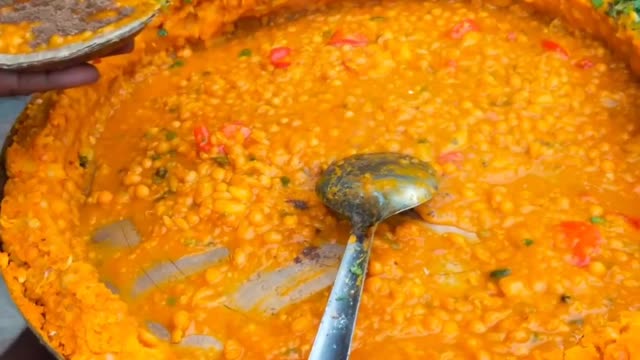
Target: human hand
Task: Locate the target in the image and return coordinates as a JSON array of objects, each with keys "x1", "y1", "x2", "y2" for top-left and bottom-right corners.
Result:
[{"x1": 0, "y1": 39, "x2": 134, "y2": 97}]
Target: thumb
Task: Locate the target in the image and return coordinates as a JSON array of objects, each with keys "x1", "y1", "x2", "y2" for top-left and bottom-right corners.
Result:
[{"x1": 0, "y1": 64, "x2": 100, "y2": 97}]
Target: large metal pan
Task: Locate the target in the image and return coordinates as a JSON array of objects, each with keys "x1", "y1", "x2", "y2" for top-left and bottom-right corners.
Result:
[
  {"x1": 0, "y1": 94, "x2": 63, "y2": 359},
  {"x1": 2, "y1": 1, "x2": 640, "y2": 359}
]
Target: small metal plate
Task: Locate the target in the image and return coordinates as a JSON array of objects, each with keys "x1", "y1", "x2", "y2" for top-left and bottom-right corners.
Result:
[{"x1": 0, "y1": 10, "x2": 157, "y2": 72}]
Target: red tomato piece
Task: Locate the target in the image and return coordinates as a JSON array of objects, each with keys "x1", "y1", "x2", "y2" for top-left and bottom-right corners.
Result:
[
  {"x1": 571, "y1": 246, "x2": 591, "y2": 268},
  {"x1": 578, "y1": 193, "x2": 597, "y2": 203},
  {"x1": 193, "y1": 125, "x2": 212, "y2": 153},
  {"x1": 269, "y1": 47, "x2": 292, "y2": 69},
  {"x1": 559, "y1": 221, "x2": 603, "y2": 267},
  {"x1": 328, "y1": 30, "x2": 369, "y2": 47},
  {"x1": 575, "y1": 58, "x2": 595, "y2": 69},
  {"x1": 616, "y1": 213, "x2": 640, "y2": 231},
  {"x1": 541, "y1": 39, "x2": 569, "y2": 60},
  {"x1": 449, "y1": 19, "x2": 479, "y2": 39},
  {"x1": 437, "y1": 59, "x2": 458, "y2": 71},
  {"x1": 222, "y1": 122, "x2": 251, "y2": 140},
  {"x1": 437, "y1": 151, "x2": 464, "y2": 165}
]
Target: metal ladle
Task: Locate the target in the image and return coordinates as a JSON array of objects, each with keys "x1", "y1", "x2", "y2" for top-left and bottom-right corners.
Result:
[{"x1": 309, "y1": 152, "x2": 439, "y2": 360}]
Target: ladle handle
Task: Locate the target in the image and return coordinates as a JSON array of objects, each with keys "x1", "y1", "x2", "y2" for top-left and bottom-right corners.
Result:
[{"x1": 309, "y1": 231, "x2": 371, "y2": 360}]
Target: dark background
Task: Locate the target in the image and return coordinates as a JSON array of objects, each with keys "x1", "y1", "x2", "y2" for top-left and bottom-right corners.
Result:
[{"x1": 1, "y1": 330, "x2": 55, "y2": 360}]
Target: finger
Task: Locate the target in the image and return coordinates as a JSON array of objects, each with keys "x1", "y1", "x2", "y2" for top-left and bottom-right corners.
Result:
[{"x1": 0, "y1": 64, "x2": 100, "y2": 97}]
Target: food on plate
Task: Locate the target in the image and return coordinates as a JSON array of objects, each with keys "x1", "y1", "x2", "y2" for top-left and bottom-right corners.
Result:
[{"x1": 0, "y1": 0, "x2": 157, "y2": 54}]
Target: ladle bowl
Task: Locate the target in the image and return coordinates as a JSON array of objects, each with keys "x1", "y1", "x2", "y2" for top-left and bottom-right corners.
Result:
[{"x1": 310, "y1": 152, "x2": 439, "y2": 360}]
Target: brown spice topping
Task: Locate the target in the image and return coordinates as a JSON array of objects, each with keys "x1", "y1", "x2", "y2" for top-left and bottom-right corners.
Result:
[
  {"x1": 293, "y1": 246, "x2": 321, "y2": 264},
  {"x1": 0, "y1": 0, "x2": 134, "y2": 48}
]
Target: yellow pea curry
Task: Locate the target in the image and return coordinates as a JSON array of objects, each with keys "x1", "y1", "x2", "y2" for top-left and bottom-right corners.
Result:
[{"x1": 3, "y1": 0, "x2": 640, "y2": 359}]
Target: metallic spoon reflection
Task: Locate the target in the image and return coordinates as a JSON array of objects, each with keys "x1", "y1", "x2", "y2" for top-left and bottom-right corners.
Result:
[{"x1": 309, "y1": 152, "x2": 439, "y2": 360}]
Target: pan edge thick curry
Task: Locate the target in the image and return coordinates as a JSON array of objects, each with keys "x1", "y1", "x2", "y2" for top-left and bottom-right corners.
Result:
[{"x1": 3, "y1": 0, "x2": 640, "y2": 359}]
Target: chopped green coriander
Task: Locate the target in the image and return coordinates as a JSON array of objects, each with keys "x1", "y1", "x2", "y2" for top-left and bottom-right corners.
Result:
[
  {"x1": 607, "y1": 0, "x2": 640, "y2": 19},
  {"x1": 157, "y1": 28, "x2": 168, "y2": 37},
  {"x1": 183, "y1": 238, "x2": 197, "y2": 247},
  {"x1": 213, "y1": 156, "x2": 230, "y2": 167},
  {"x1": 523, "y1": 238, "x2": 535, "y2": 247},
  {"x1": 280, "y1": 176, "x2": 291, "y2": 187},
  {"x1": 170, "y1": 59, "x2": 185, "y2": 68},
  {"x1": 489, "y1": 268, "x2": 512, "y2": 280},
  {"x1": 157, "y1": 0, "x2": 171, "y2": 9},
  {"x1": 78, "y1": 154, "x2": 89, "y2": 169},
  {"x1": 284, "y1": 348, "x2": 300, "y2": 355},
  {"x1": 238, "y1": 48, "x2": 252, "y2": 57},
  {"x1": 568, "y1": 318, "x2": 584, "y2": 326},
  {"x1": 165, "y1": 130, "x2": 177, "y2": 141},
  {"x1": 590, "y1": 216, "x2": 606, "y2": 224},
  {"x1": 350, "y1": 263, "x2": 363, "y2": 275},
  {"x1": 154, "y1": 167, "x2": 168, "y2": 181},
  {"x1": 166, "y1": 296, "x2": 178, "y2": 306},
  {"x1": 591, "y1": 0, "x2": 604, "y2": 8}
]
